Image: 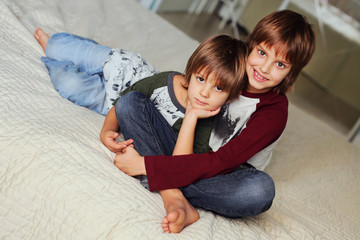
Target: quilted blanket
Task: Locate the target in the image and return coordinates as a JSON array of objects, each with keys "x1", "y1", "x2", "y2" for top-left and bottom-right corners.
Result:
[{"x1": 1, "y1": 0, "x2": 359, "y2": 239}]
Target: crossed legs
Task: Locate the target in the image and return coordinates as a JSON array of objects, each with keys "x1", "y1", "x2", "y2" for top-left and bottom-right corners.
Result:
[{"x1": 115, "y1": 92, "x2": 275, "y2": 233}]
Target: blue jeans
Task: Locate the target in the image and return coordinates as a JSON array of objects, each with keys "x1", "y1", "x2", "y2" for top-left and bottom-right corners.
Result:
[
  {"x1": 115, "y1": 92, "x2": 275, "y2": 218},
  {"x1": 42, "y1": 33, "x2": 112, "y2": 115},
  {"x1": 116, "y1": 92, "x2": 177, "y2": 188}
]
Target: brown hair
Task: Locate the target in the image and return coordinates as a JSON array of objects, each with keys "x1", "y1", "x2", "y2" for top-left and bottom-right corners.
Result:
[
  {"x1": 185, "y1": 34, "x2": 248, "y2": 102},
  {"x1": 247, "y1": 10, "x2": 316, "y2": 94}
]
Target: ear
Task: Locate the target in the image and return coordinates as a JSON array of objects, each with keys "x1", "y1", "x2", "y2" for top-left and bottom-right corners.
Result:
[{"x1": 181, "y1": 80, "x2": 189, "y2": 89}]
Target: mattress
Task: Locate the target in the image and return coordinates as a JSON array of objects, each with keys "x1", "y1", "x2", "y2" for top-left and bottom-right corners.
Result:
[{"x1": 0, "y1": 0, "x2": 359, "y2": 239}]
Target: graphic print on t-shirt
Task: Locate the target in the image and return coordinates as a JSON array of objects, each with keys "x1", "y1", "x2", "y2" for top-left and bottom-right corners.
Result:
[
  {"x1": 209, "y1": 96, "x2": 259, "y2": 151},
  {"x1": 150, "y1": 86, "x2": 184, "y2": 126},
  {"x1": 102, "y1": 48, "x2": 157, "y2": 112}
]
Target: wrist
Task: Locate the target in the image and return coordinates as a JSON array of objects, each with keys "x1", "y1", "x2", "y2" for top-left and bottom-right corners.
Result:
[{"x1": 184, "y1": 111, "x2": 198, "y2": 122}]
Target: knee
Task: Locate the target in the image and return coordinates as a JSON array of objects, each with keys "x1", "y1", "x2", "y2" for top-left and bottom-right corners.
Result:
[
  {"x1": 115, "y1": 92, "x2": 146, "y2": 115},
  {"x1": 248, "y1": 172, "x2": 275, "y2": 213},
  {"x1": 115, "y1": 92, "x2": 149, "y2": 125},
  {"x1": 43, "y1": 59, "x2": 81, "y2": 96},
  {"x1": 48, "y1": 63, "x2": 87, "y2": 98},
  {"x1": 229, "y1": 171, "x2": 275, "y2": 217}
]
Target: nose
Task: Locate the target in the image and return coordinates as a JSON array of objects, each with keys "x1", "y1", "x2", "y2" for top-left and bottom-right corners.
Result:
[
  {"x1": 260, "y1": 60, "x2": 271, "y2": 74},
  {"x1": 199, "y1": 85, "x2": 210, "y2": 98}
]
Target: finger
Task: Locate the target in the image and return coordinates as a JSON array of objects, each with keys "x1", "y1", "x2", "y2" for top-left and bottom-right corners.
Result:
[
  {"x1": 121, "y1": 145, "x2": 134, "y2": 154},
  {"x1": 126, "y1": 145, "x2": 136, "y2": 151},
  {"x1": 121, "y1": 147, "x2": 128, "y2": 153},
  {"x1": 109, "y1": 141, "x2": 125, "y2": 150},
  {"x1": 107, "y1": 142, "x2": 127, "y2": 153},
  {"x1": 115, "y1": 150, "x2": 123, "y2": 156},
  {"x1": 122, "y1": 139, "x2": 134, "y2": 145}
]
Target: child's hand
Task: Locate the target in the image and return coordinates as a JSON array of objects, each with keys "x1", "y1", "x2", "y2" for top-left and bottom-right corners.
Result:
[
  {"x1": 114, "y1": 146, "x2": 146, "y2": 176},
  {"x1": 100, "y1": 130, "x2": 134, "y2": 154}
]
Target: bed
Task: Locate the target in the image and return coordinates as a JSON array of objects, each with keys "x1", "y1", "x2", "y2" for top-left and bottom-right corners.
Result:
[{"x1": 1, "y1": 0, "x2": 359, "y2": 239}]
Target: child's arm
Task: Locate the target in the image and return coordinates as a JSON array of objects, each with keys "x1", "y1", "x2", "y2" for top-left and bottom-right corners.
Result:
[
  {"x1": 172, "y1": 103, "x2": 221, "y2": 156},
  {"x1": 100, "y1": 106, "x2": 133, "y2": 154},
  {"x1": 172, "y1": 112, "x2": 197, "y2": 155}
]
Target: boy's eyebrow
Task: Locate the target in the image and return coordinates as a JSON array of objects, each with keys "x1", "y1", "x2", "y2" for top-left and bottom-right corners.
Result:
[
  {"x1": 258, "y1": 43, "x2": 291, "y2": 65},
  {"x1": 277, "y1": 58, "x2": 291, "y2": 65},
  {"x1": 195, "y1": 72, "x2": 206, "y2": 79},
  {"x1": 279, "y1": 56, "x2": 292, "y2": 65}
]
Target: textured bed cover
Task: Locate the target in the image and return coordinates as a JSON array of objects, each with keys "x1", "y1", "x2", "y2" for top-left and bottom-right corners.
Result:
[{"x1": 0, "y1": 0, "x2": 359, "y2": 239}]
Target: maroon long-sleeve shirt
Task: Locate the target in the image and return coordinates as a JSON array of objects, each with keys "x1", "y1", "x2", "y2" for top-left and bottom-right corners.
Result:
[{"x1": 145, "y1": 90, "x2": 288, "y2": 191}]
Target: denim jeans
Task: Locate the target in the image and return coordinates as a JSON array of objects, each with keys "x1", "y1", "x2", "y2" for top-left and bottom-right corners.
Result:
[
  {"x1": 115, "y1": 92, "x2": 177, "y2": 188},
  {"x1": 42, "y1": 33, "x2": 112, "y2": 115},
  {"x1": 115, "y1": 92, "x2": 275, "y2": 218}
]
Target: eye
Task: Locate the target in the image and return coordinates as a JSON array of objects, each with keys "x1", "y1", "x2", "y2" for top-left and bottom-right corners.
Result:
[
  {"x1": 197, "y1": 76, "x2": 205, "y2": 83},
  {"x1": 258, "y1": 50, "x2": 265, "y2": 56},
  {"x1": 277, "y1": 62, "x2": 285, "y2": 69},
  {"x1": 215, "y1": 86, "x2": 223, "y2": 92}
]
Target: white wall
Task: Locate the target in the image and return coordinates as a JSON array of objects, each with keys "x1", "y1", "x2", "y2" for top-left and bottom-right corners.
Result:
[{"x1": 157, "y1": 0, "x2": 194, "y2": 12}]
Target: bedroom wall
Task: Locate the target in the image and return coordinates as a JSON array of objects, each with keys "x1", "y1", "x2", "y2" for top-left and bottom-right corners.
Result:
[
  {"x1": 157, "y1": 0, "x2": 193, "y2": 11},
  {"x1": 137, "y1": 0, "x2": 194, "y2": 12}
]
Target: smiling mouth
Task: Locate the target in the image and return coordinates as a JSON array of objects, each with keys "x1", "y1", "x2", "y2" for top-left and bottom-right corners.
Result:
[{"x1": 253, "y1": 69, "x2": 268, "y2": 82}]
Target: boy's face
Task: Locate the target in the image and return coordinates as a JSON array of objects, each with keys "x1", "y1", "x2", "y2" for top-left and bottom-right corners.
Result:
[
  {"x1": 246, "y1": 43, "x2": 291, "y2": 93},
  {"x1": 187, "y1": 69, "x2": 230, "y2": 111}
]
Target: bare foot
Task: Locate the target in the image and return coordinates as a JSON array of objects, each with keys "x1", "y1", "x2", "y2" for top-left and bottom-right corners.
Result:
[
  {"x1": 34, "y1": 28, "x2": 49, "y2": 52},
  {"x1": 160, "y1": 189, "x2": 199, "y2": 233}
]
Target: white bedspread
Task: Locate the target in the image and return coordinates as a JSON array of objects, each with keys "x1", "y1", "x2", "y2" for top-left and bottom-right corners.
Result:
[{"x1": 1, "y1": 0, "x2": 359, "y2": 239}]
